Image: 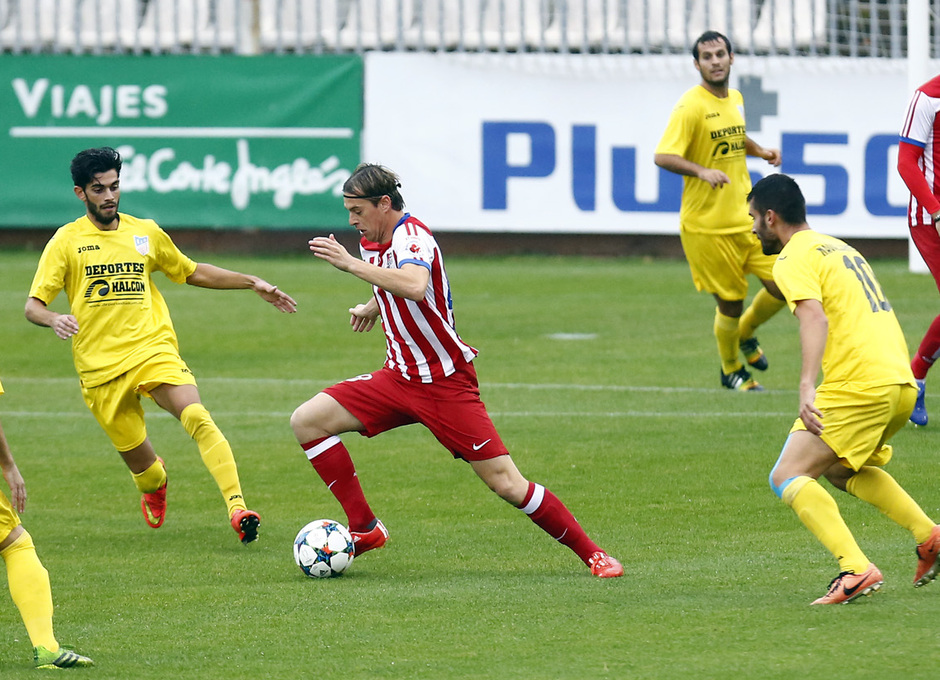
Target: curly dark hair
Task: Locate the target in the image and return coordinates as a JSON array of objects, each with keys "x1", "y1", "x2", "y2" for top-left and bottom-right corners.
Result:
[{"x1": 70, "y1": 147, "x2": 122, "y2": 189}]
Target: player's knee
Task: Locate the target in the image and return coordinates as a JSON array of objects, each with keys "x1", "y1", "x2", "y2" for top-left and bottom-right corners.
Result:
[
  {"x1": 487, "y1": 472, "x2": 528, "y2": 506},
  {"x1": 180, "y1": 402, "x2": 213, "y2": 437},
  {"x1": 769, "y1": 435, "x2": 792, "y2": 498},
  {"x1": 768, "y1": 469, "x2": 782, "y2": 497},
  {"x1": 487, "y1": 477, "x2": 513, "y2": 501},
  {"x1": 290, "y1": 399, "x2": 330, "y2": 439},
  {"x1": 289, "y1": 405, "x2": 312, "y2": 435},
  {"x1": 769, "y1": 468, "x2": 793, "y2": 499},
  {"x1": 0, "y1": 525, "x2": 26, "y2": 554},
  {"x1": 495, "y1": 483, "x2": 525, "y2": 506}
]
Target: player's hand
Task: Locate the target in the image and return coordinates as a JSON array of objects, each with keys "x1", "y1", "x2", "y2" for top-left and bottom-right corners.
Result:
[
  {"x1": 698, "y1": 168, "x2": 731, "y2": 189},
  {"x1": 798, "y1": 384, "x2": 824, "y2": 435},
  {"x1": 349, "y1": 303, "x2": 378, "y2": 332},
  {"x1": 763, "y1": 148, "x2": 783, "y2": 167},
  {"x1": 253, "y1": 279, "x2": 297, "y2": 313},
  {"x1": 51, "y1": 314, "x2": 79, "y2": 340},
  {"x1": 2, "y1": 464, "x2": 26, "y2": 513},
  {"x1": 309, "y1": 234, "x2": 357, "y2": 272}
]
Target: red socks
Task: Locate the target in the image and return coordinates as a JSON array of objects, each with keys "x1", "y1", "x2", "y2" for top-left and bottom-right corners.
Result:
[
  {"x1": 302, "y1": 436, "x2": 375, "y2": 533},
  {"x1": 912, "y1": 314, "x2": 940, "y2": 379},
  {"x1": 304, "y1": 439, "x2": 604, "y2": 565},
  {"x1": 519, "y1": 482, "x2": 601, "y2": 564}
]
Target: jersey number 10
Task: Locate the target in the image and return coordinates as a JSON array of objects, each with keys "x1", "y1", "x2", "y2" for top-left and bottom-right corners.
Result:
[{"x1": 843, "y1": 255, "x2": 891, "y2": 313}]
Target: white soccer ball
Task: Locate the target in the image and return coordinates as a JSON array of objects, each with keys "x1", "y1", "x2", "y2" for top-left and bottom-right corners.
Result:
[{"x1": 293, "y1": 519, "x2": 355, "y2": 578}]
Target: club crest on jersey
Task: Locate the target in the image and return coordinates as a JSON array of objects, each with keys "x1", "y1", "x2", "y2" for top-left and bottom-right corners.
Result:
[{"x1": 134, "y1": 235, "x2": 149, "y2": 256}]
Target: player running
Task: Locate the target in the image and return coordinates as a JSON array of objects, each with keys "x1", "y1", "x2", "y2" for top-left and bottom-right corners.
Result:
[
  {"x1": 655, "y1": 30, "x2": 785, "y2": 392},
  {"x1": 290, "y1": 163, "x2": 623, "y2": 578},
  {"x1": 750, "y1": 173, "x2": 940, "y2": 604},
  {"x1": 898, "y1": 74, "x2": 940, "y2": 425},
  {"x1": 25, "y1": 147, "x2": 297, "y2": 544}
]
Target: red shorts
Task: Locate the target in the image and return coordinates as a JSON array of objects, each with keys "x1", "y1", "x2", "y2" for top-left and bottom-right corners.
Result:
[
  {"x1": 323, "y1": 362, "x2": 509, "y2": 461},
  {"x1": 912, "y1": 220, "x2": 940, "y2": 294}
]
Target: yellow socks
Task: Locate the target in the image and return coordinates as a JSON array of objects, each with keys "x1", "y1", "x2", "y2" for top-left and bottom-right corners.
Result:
[
  {"x1": 1, "y1": 531, "x2": 57, "y2": 650},
  {"x1": 131, "y1": 458, "x2": 166, "y2": 493},
  {"x1": 783, "y1": 476, "x2": 869, "y2": 574},
  {"x1": 180, "y1": 403, "x2": 246, "y2": 518},
  {"x1": 739, "y1": 288, "x2": 786, "y2": 341},
  {"x1": 714, "y1": 309, "x2": 742, "y2": 374},
  {"x1": 847, "y1": 466, "x2": 936, "y2": 544}
]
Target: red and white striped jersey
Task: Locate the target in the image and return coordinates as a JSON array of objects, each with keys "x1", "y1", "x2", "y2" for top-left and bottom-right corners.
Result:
[
  {"x1": 359, "y1": 213, "x2": 477, "y2": 383},
  {"x1": 900, "y1": 75, "x2": 940, "y2": 223}
]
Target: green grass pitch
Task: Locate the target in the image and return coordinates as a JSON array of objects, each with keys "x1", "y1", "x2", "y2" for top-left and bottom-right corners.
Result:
[{"x1": 1, "y1": 248, "x2": 939, "y2": 678}]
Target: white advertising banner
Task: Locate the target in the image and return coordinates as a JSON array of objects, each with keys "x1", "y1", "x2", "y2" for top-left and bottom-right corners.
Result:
[{"x1": 365, "y1": 52, "x2": 924, "y2": 238}]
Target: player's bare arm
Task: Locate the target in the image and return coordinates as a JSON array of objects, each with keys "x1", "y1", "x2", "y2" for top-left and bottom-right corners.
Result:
[
  {"x1": 309, "y1": 235, "x2": 431, "y2": 302},
  {"x1": 349, "y1": 299, "x2": 379, "y2": 333},
  {"x1": 745, "y1": 137, "x2": 782, "y2": 166},
  {"x1": 794, "y1": 298, "x2": 828, "y2": 435},
  {"x1": 186, "y1": 263, "x2": 297, "y2": 313},
  {"x1": 24, "y1": 297, "x2": 78, "y2": 339},
  {"x1": 654, "y1": 152, "x2": 730, "y2": 188},
  {"x1": 0, "y1": 420, "x2": 26, "y2": 513}
]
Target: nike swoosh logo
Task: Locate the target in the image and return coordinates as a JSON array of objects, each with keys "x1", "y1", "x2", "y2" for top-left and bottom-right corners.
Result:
[
  {"x1": 842, "y1": 579, "x2": 866, "y2": 597},
  {"x1": 472, "y1": 439, "x2": 492, "y2": 451}
]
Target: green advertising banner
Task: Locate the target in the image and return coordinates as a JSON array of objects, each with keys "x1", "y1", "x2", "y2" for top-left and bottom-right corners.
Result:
[{"x1": 0, "y1": 55, "x2": 362, "y2": 229}]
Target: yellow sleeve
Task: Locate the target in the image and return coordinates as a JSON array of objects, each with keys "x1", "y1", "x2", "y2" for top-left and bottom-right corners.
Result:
[
  {"x1": 773, "y1": 242, "x2": 822, "y2": 313},
  {"x1": 28, "y1": 229, "x2": 69, "y2": 305},
  {"x1": 655, "y1": 95, "x2": 697, "y2": 157},
  {"x1": 148, "y1": 223, "x2": 197, "y2": 284}
]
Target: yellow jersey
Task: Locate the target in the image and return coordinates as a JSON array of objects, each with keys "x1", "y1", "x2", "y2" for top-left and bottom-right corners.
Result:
[
  {"x1": 774, "y1": 230, "x2": 915, "y2": 389},
  {"x1": 28, "y1": 213, "x2": 197, "y2": 388},
  {"x1": 656, "y1": 85, "x2": 753, "y2": 234}
]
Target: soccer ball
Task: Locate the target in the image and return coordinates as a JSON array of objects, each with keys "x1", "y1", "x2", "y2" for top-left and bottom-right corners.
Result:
[{"x1": 293, "y1": 519, "x2": 355, "y2": 578}]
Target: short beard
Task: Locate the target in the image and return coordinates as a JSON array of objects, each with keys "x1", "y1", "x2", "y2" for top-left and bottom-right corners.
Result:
[
  {"x1": 702, "y1": 71, "x2": 730, "y2": 88},
  {"x1": 761, "y1": 238, "x2": 782, "y2": 256},
  {"x1": 89, "y1": 203, "x2": 118, "y2": 225}
]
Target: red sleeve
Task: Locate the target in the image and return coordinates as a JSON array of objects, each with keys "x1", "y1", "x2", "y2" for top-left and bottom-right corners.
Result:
[{"x1": 898, "y1": 140, "x2": 940, "y2": 216}]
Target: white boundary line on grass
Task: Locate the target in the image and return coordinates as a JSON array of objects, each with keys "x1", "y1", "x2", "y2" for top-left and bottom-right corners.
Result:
[
  {"x1": 3, "y1": 376, "x2": 796, "y2": 418},
  {"x1": 6, "y1": 376, "x2": 795, "y2": 394},
  {"x1": 2, "y1": 410, "x2": 795, "y2": 418}
]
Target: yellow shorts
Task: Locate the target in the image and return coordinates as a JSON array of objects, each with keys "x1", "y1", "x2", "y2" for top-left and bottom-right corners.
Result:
[
  {"x1": 81, "y1": 353, "x2": 197, "y2": 452},
  {"x1": 788, "y1": 383, "x2": 916, "y2": 470},
  {"x1": 679, "y1": 228, "x2": 777, "y2": 301},
  {"x1": 0, "y1": 490, "x2": 21, "y2": 544}
]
